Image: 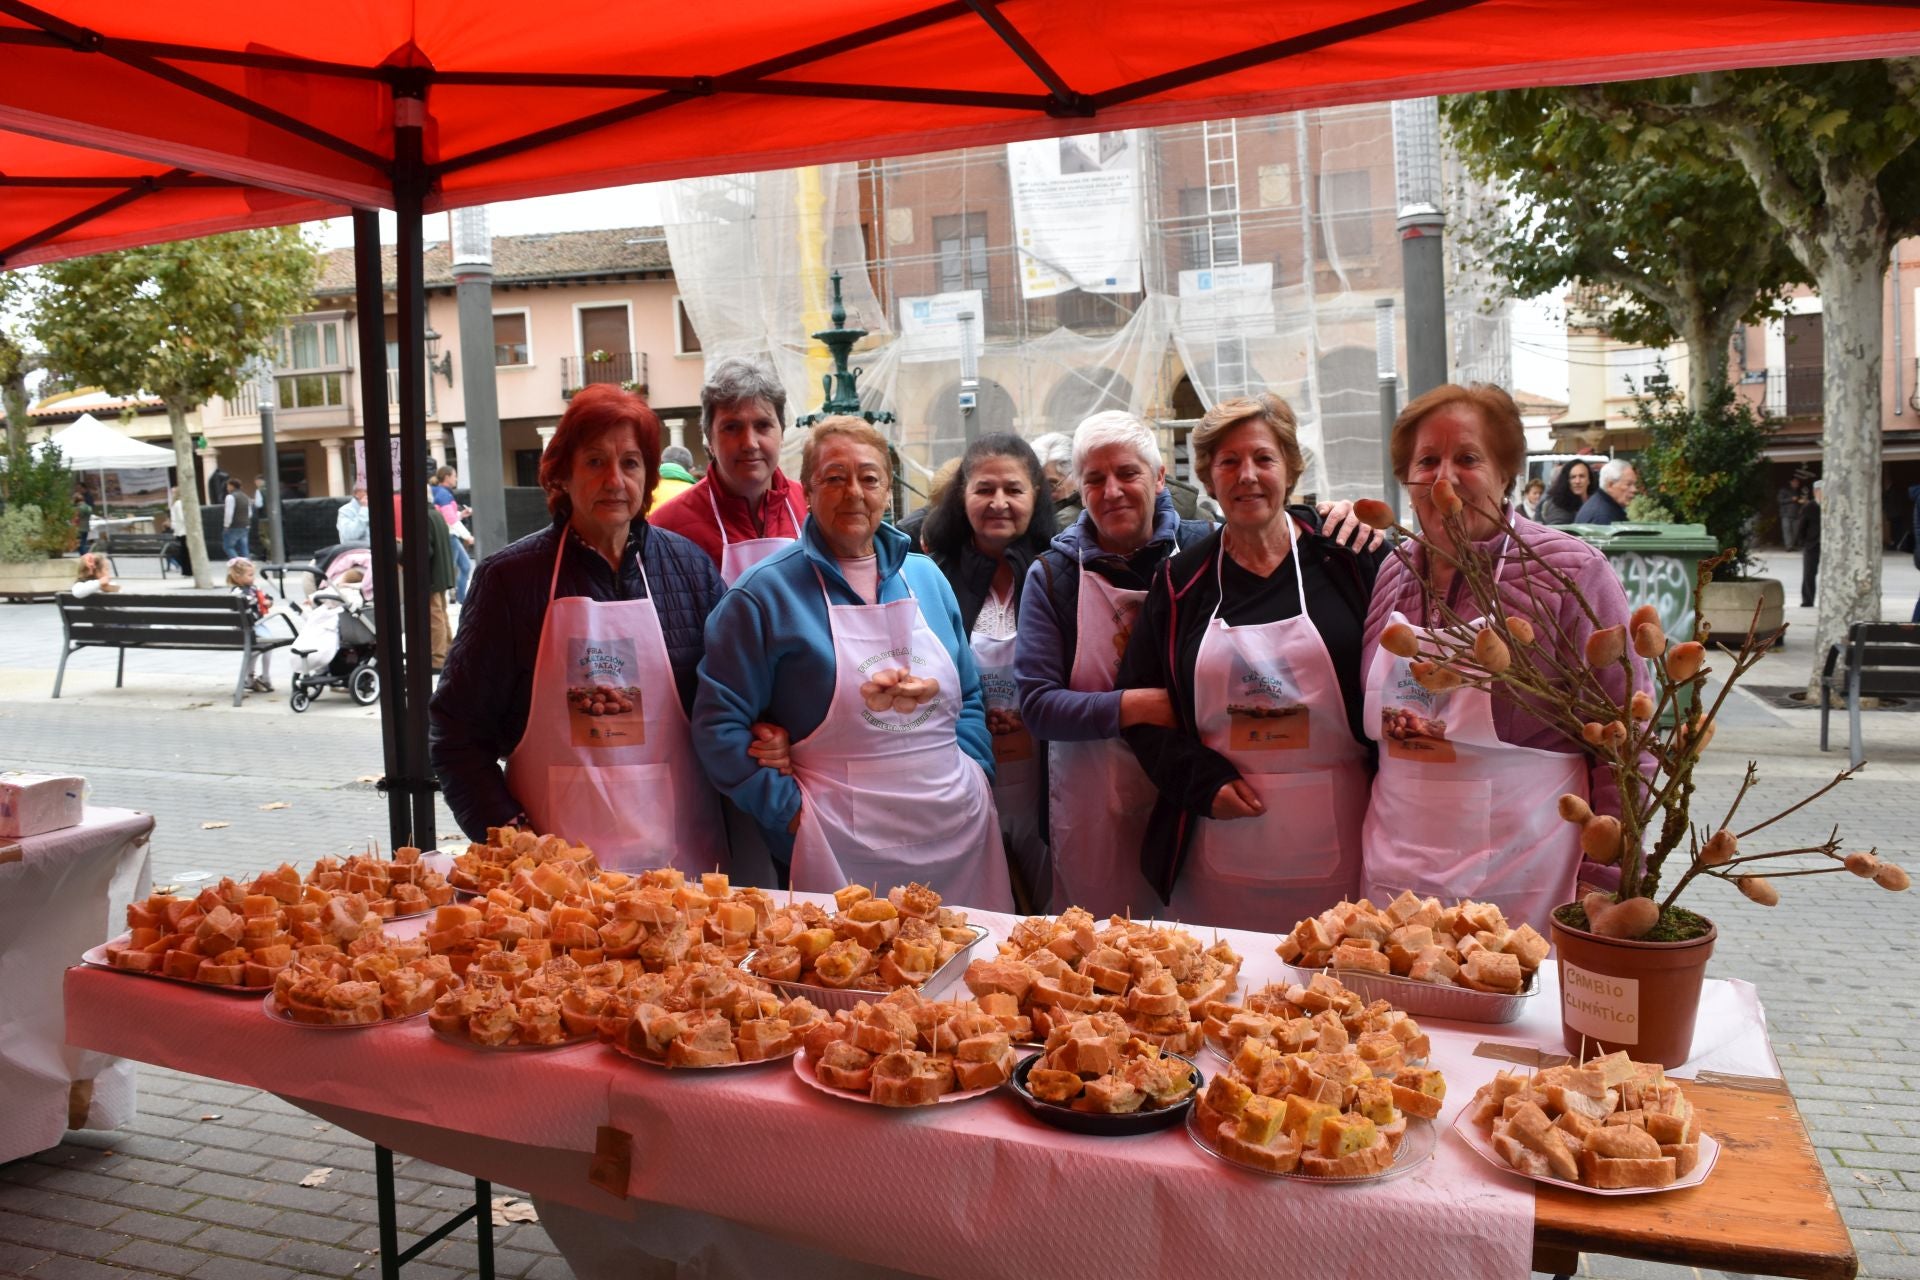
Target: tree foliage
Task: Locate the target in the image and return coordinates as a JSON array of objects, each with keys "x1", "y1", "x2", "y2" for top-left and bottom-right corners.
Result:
[
  {"x1": 32, "y1": 227, "x2": 319, "y2": 585},
  {"x1": 1627, "y1": 377, "x2": 1773, "y2": 580},
  {"x1": 0, "y1": 440, "x2": 75, "y2": 558},
  {"x1": 1443, "y1": 84, "x2": 1804, "y2": 408}
]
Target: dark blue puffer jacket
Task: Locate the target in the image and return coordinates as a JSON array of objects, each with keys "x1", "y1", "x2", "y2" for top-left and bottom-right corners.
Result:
[{"x1": 429, "y1": 516, "x2": 724, "y2": 839}]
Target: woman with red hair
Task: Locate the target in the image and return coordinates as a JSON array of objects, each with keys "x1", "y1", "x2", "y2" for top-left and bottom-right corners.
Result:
[{"x1": 430, "y1": 384, "x2": 733, "y2": 874}]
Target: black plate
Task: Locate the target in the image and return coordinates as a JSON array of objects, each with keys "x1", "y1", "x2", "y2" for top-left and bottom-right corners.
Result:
[{"x1": 1008, "y1": 1050, "x2": 1201, "y2": 1136}]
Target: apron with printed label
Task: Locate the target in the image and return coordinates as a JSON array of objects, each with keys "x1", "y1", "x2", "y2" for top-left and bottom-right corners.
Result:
[
  {"x1": 1359, "y1": 607, "x2": 1586, "y2": 934},
  {"x1": 1045, "y1": 560, "x2": 1166, "y2": 918},
  {"x1": 787, "y1": 565, "x2": 1013, "y2": 911},
  {"x1": 709, "y1": 485, "x2": 800, "y2": 588},
  {"x1": 970, "y1": 604, "x2": 1048, "y2": 911},
  {"x1": 504, "y1": 536, "x2": 728, "y2": 874},
  {"x1": 1168, "y1": 535, "x2": 1370, "y2": 932}
]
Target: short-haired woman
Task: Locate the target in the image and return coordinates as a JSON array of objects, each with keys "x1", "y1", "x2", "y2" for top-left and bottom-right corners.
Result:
[
  {"x1": 1116, "y1": 396, "x2": 1383, "y2": 931},
  {"x1": 1361, "y1": 384, "x2": 1643, "y2": 932},
  {"x1": 694, "y1": 416, "x2": 1012, "y2": 909},
  {"x1": 920, "y1": 433, "x2": 1058, "y2": 909},
  {"x1": 429, "y1": 384, "x2": 732, "y2": 874}
]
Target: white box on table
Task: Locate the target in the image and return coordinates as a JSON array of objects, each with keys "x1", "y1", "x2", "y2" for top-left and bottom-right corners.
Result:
[{"x1": 0, "y1": 772, "x2": 86, "y2": 838}]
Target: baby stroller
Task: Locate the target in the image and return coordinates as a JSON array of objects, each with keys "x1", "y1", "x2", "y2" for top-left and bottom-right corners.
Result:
[{"x1": 287, "y1": 579, "x2": 380, "y2": 711}]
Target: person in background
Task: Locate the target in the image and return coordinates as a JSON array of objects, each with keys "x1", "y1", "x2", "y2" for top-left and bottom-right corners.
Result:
[
  {"x1": 1032, "y1": 432, "x2": 1080, "y2": 523},
  {"x1": 1519, "y1": 477, "x2": 1547, "y2": 522},
  {"x1": 1018, "y1": 411, "x2": 1214, "y2": 915},
  {"x1": 206, "y1": 466, "x2": 229, "y2": 507},
  {"x1": 692, "y1": 416, "x2": 1010, "y2": 907},
  {"x1": 429, "y1": 384, "x2": 733, "y2": 874},
  {"x1": 652, "y1": 445, "x2": 698, "y2": 510},
  {"x1": 1777, "y1": 473, "x2": 1806, "y2": 550},
  {"x1": 651, "y1": 357, "x2": 810, "y2": 587},
  {"x1": 894, "y1": 456, "x2": 962, "y2": 550},
  {"x1": 221, "y1": 477, "x2": 252, "y2": 560},
  {"x1": 1117, "y1": 396, "x2": 1382, "y2": 930},
  {"x1": 226, "y1": 557, "x2": 281, "y2": 693},
  {"x1": 433, "y1": 466, "x2": 475, "y2": 606},
  {"x1": 1576, "y1": 458, "x2": 1639, "y2": 525},
  {"x1": 920, "y1": 433, "x2": 1058, "y2": 910},
  {"x1": 71, "y1": 552, "x2": 119, "y2": 598},
  {"x1": 1538, "y1": 459, "x2": 1595, "y2": 526},
  {"x1": 1361, "y1": 383, "x2": 1646, "y2": 933},
  {"x1": 1910, "y1": 482, "x2": 1920, "y2": 622},
  {"x1": 1800, "y1": 479, "x2": 1823, "y2": 608},
  {"x1": 412, "y1": 481, "x2": 456, "y2": 670},
  {"x1": 336, "y1": 479, "x2": 371, "y2": 543},
  {"x1": 72, "y1": 486, "x2": 94, "y2": 555}
]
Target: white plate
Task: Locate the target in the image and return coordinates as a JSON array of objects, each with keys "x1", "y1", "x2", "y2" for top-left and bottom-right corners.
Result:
[
  {"x1": 430, "y1": 1027, "x2": 599, "y2": 1052},
  {"x1": 607, "y1": 1039, "x2": 801, "y2": 1070},
  {"x1": 78, "y1": 940, "x2": 273, "y2": 995},
  {"x1": 1186, "y1": 1105, "x2": 1437, "y2": 1183},
  {"x1": 262, "y1": 992, "x2": 432, "y2": 1030},
  {"x1": 1451, "y1": 1109, "x2": 1720, "y2": 1195},
  {"x1": 792, "y1": 1051, "x2": 1005, "y2": 1106}
]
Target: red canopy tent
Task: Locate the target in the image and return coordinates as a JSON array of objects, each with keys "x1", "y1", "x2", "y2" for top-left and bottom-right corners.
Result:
[{"x1": 5, "y1": 0, "x2": 1918, "y2": 843}]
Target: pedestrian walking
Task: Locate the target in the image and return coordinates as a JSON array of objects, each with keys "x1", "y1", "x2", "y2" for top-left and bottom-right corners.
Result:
[
  {"x1": 220, "y1": 477, "x2": 252, "y2": 559},
  {"x1": 1575, "y1": 458, "x2": 1638, "y2": 525},
  {"x1": 1777, "y1": 473, "x2": 1805, "y2": 550},
  {"x1": 1801, "y1": 479, "x2": 1823, "y2": 608},
  {"x1": 433, "y1": 466, "x2": 474, "y2": 605},
  {"x1": 72, "y1": 487, "x2": 93, "y2": 555}
]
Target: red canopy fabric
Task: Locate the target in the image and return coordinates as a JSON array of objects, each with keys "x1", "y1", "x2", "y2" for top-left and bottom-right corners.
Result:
[{"x1": 4, "y1": 0, "x2": 1920, "y2": 266}]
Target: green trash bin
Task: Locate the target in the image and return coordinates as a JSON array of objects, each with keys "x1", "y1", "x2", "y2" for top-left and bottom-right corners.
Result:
[{"x1": 1563, "y1": 522, "x2": 1721, "y2": 722}]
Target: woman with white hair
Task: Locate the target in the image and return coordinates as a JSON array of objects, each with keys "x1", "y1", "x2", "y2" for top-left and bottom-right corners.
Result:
[{"x1": 1017, "y1": 410, "x2": 1215, "y2": 914}]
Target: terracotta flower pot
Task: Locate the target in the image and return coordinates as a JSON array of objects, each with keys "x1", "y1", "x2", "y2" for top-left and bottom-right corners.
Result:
[{"x1": 1548, "y1": 908, "x2": 1717, "y2": 1069}]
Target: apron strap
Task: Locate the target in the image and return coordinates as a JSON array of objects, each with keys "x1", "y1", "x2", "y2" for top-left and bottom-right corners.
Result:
[
  {"x1": 1209, "y1": 518, "x2": 1307, "y2": 628},
  {"x1": 705, "y1": 482, "x2": 730, "y2": 554},
  {"x1": 546, "y1": 530, "x2": 567, "y2": 604}
]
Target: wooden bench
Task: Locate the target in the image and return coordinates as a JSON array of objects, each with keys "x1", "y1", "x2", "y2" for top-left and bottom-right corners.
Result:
[
  {"x1": 1820, "y1": 621, "x2": 1920, "y2": 767},
  {"x1": 53, "y1": 592, "x2": 293, "y2": 707},
  {"x1": 97, "y1": 531, "x2": 178, "y2": 577}
]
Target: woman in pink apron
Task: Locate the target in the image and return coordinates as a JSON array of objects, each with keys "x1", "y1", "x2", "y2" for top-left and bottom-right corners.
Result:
[
  {"x1": 692, "y1": 417, "x2": 1012, "y2": 910},
  {"x1": 429, "y1": 385, "x2": 741, "y2": 874},
  {"x1": 650, "y1": 357, "x2": 809, "y2": 586},
  {"x1": 1360, "y1": 383, "x2": 1647, "y2": 933},
  {"x1": 920, "y1": 434, "x2": 1059, "y2": 911},
  {"x1": 1117, "y1": 397, "x2": 1382, "y2": 932},
  {"x1": 1017, "y1": 412, "x2": 1215, "y2": 917}
]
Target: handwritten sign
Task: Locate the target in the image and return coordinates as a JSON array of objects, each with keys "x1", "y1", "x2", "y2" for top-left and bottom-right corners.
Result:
[{"x1": 1562, "y1": 961, "x2": 1639, "y2": 1045}]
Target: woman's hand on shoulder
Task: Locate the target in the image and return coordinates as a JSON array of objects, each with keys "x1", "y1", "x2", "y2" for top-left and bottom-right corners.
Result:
[
  {"x1": 1316, "y1": 500, "x2": 1387, "y2": 553},
  {"x1": 748, "y1": 721, "x2": 793, "y2": 775},
  {"x1": 1118, "y1": 688, "x2": 1176, "y2": 730},
  {"x1": 1210, "y1": 778, "x2": 1264, "y2": 820}
]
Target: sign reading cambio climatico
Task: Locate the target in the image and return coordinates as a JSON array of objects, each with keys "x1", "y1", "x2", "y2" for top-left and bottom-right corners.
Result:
[{"x1": 1562, "y1": 962, "x2": 1639, "y2": 1044}]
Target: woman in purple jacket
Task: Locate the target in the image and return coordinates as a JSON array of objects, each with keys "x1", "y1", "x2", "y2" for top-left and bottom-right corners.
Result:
[{"x1": 1359, "y1": 383, "x2": 1645, "y2": 932}]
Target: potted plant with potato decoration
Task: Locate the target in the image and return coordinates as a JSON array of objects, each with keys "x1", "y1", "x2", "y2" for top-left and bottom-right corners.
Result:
[{"x1": 1354, "y1": 487, "x2": 1908, "y2": 1067}]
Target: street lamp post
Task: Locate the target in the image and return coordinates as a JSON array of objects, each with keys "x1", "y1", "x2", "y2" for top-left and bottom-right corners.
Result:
[{"x1": 253, "y1": 359, "x2": 286, "y2": 566}]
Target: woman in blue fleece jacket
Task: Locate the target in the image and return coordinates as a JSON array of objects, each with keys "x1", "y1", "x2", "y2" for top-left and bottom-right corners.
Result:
[{"x1": 693, "y1": 417, "x2": 1011, "y2": 909}]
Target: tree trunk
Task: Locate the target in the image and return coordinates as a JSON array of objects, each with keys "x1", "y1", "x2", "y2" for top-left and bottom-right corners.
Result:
[
  {"x1": 1807, "y1": 244, "x2": 1885, "y2": 689},
  {"x1": 1681, "y1": 311, "x2": 1736, "y2": 415},
  {"x1": 166, "y1": 402, "x2": 215, "y2": 589}
]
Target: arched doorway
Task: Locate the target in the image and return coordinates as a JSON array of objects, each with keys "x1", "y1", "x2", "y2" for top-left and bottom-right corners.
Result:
[{"x1": 1040, "y1": 368, "x2": 1134, "y2": 434}]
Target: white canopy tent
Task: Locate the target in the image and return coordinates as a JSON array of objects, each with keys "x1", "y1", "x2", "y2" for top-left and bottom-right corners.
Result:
[{"x1": 44, "y1": 414, "x2": 175, "y2": 471}]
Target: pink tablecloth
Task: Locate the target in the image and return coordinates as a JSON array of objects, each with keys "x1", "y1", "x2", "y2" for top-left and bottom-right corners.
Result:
[
  {"x1": 61, "y1": 895, "x2": 1780, "y2": 1280},
  {"x1": 3, "y1": 805, "x2": 152, "y2": 1163}
]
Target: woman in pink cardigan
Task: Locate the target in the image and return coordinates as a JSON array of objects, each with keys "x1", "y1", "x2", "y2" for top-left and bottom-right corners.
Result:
[{"x1": 1358, "y1": 384, "x2": 1644, "y2": 932}]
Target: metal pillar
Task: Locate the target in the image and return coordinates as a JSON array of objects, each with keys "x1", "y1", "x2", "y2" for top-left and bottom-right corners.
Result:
[
  {"x1": 1375, "y1": 297, "x2": 1401, "y2": 520},
  {"x1": 351, "y1": 209, "x2": 410, "y2": 851},
  {"x1": 256, "y1": 363, "x2": 286, "y2": 564},
  {"x1": 393, "y1": 86, "x2": 438, "y2": 850},
  {"x1": 1393, "y1": 97, "x2": 1449, "y2": 400},
  {"x1": 453, "y1": 206, "x2": 508, "y2": 558}
]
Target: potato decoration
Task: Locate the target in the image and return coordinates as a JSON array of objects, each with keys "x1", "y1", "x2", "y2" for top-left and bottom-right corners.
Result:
[
  {"x1": 1584, "y1": 625, "x2": 1626, "y2": 669},
  {"x1": 1380, "y1": 621, "x2": 1420, "y2": 659},
  {"x1": 1579, "y1": 815, "x2": 1623, "y2": 864}
]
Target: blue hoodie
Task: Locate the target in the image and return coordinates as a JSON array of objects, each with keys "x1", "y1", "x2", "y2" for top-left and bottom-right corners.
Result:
[
  {"x1": 692, "y1": 515, "x2": 992, "y2": 860},
  {"x1": 1015, "y1": 490, "x2": 1212, "y2": 742}
]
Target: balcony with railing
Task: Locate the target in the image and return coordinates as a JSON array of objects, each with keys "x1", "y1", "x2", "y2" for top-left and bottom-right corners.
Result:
[
  {"x1": 562, "y1": 351, "x2": 646, "y2": 398},
  {"x1": 1764, "y1": 368, "x2": 1823, "y2": 418}
]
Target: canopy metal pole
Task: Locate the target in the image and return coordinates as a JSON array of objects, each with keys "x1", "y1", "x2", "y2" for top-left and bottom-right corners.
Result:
[
  {"x1": 393, "y1": 86, "x2": 439, "y2": 850},
  {"x1": 350, "y1": 208, "x2": 411, "y2": 850}
]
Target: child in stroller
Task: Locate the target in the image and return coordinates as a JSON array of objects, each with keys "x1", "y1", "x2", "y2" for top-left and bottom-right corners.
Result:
[{"x1": 288, "y1": 565, "x2": 380, "y2": 711}]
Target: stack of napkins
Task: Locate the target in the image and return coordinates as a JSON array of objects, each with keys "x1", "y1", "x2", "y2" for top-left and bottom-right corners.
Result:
[{"x1": 0, "y1": 772, "x2": 86, "y2": 839}]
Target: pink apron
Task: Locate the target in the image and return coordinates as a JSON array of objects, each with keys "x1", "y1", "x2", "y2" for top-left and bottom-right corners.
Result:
[
  {"x1": 1360, "y1": 607, "x2": 1586, "y2": 934},
  {"x1": 503, "y1": 536, "x2": 728, "y2": 874},
  {"x1": 1045, "y1": 561, "x2": 1164, "y2": 917},
  {"x1": 708, "y1": 485, "x2": 800, "y2": 588},
  {"x1": 787, "y1": 566, "x2": 1013, "y2": 911},
  {"x1": 1167, "y1": 533, "x2": 1370, "y2": 931}
]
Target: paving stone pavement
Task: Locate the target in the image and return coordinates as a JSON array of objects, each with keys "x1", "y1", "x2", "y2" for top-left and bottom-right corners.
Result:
[{"x1": 1, "y1": 552, "x2": 1917, "y2": 1280}]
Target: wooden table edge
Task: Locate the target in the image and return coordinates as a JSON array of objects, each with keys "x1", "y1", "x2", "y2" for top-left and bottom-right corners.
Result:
[{"x1": 1530, "y1": 1080, "x2": 1857, "y2": 1280}]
